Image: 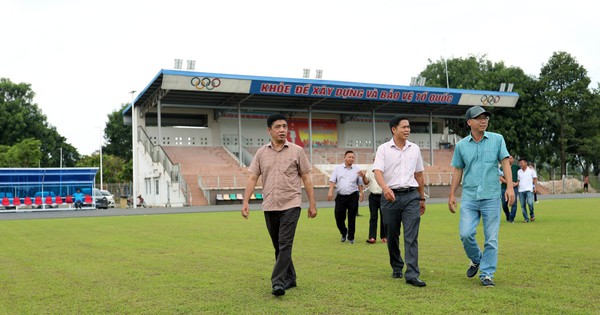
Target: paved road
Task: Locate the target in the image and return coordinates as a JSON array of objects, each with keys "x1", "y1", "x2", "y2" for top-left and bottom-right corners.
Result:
[{"x1": 1, "y1": 193, "x2": 598, "y2": 221}]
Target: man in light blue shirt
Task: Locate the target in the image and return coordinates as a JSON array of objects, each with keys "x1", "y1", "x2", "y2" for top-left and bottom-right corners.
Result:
[
  {"x1": 328, "y1": 150, "x2": 365, "y2": 244},
  {"x1": 448, "y1": 105, "x2": 515, "y2": 287},
  {"x1": 73, "y1": 188, "x2": 85, "y2": 209}
]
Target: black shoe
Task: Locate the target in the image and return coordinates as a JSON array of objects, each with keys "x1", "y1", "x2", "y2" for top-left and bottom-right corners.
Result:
[
  {"x1": 480, "y1": 276, "x2": 495, "y2": 287},
  {"x1": 467, "y1": 261, "x2": 480, "y2": 278},
  {"x1": 406, "y1": 278, "x2": 426, "y2": 287},
  {"x1": 283, "y1": 282, "x2": 297, "y2": 290},
  {"x1": 272, "y1": 284, "x2": 285, "y2": 296},
  {"x1": 348, "y1": 239, "x2": 354, "y2": 244},
  {"x1": 392, "y1": 272, "x2": 403, "y2": 279},
  {"x1": 341, "y1": 235, "x2": 347, "y2": 242}
]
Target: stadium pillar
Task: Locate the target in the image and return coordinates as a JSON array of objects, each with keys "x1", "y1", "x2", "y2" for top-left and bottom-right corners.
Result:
[
  {"x1": 237, "y1": 104, "x2": 243, "y2": 167},
  {"x1": 130, "y1": 90, "x2": 137, "y2": 209},
  {"x1": 429, "y1": 112, "x2": 434, "y2": 166},
  {"x1": 309, "y1": 108, "x2": 313, "y2": 164},
  {"x1": 157, "y1": 99, "x2": 162, "y2": 145},
  {"x1": 371, "y1": 108, "x2": 376, "y2": 155}
]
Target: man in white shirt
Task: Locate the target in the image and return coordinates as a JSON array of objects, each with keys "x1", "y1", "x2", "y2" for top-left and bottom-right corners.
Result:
[
  {"x1": 361, "y1": 157, "x2": 386, "y2": 244},
  {"x1": 517, "y1": 157, "x2": 537, "y2": 222},
  {"x1": 373, "y1": 116, "x2": 427, "y2": 287}
]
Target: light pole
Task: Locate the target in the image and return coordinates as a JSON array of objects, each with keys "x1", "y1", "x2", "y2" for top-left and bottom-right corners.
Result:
[
  {"x1": 100, "y1": 141, "x2": 103, "y2": 190},
  {"x1": 130, "y1": 90, "x2": 137, "y2": 208}
]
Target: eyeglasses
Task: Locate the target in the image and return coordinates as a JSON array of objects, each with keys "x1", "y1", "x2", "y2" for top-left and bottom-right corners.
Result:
[{"x1": 471, "y1": 116, "x2": 490, "y2": 121}]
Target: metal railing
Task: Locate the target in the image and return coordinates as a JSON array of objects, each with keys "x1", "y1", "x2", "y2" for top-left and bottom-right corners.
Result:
[{"x1": 137, "y1": 126, "x2": 190, "y2": 205}]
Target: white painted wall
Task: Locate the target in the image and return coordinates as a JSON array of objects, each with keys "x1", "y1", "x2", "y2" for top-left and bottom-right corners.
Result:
[{"x1": 135, "y1": 143, "x2": 186, "y2": 207}]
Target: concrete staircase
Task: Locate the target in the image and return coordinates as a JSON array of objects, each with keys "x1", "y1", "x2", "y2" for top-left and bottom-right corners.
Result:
[{"x1": 163, "y1": 146, "x2": 249, "y2": 206}]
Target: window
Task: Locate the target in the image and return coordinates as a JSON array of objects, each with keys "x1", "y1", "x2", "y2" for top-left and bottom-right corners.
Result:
[
  {"x1": 155, "y1": 180, "x2": 159, "y2": 195},
  {"x1": 145, "y1": 113, "x2": 208, "y2": 128},
  {"x1": 145, "y1": 178, "x2": 151, "y2": 194}
]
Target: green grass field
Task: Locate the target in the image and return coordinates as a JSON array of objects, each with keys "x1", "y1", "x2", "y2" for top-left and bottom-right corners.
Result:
[{"x1": 1, "y1": 199, "x2": 599, "y2": 314}]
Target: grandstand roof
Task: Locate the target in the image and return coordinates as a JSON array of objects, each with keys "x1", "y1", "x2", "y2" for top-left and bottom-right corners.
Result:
[{"x1": 123, "y1": 69, "x2": 519, "y2": 120}]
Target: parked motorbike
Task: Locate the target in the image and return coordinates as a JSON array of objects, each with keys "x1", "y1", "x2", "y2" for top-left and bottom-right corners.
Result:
[{"x1": 127, "y1": 195, "x2": 147, "y2": 208}]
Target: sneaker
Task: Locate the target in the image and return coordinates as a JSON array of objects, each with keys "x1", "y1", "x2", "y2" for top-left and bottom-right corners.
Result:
[
  {"x1": 366, "y1": 238, "x2": 376, "y2": 244},
  {"x1": 381, "y1": 237, "x2": 387, "y2": 243},
  {"x1": 523, "y1": 219, "x2": 529, "y2": 223},
  {"x1": 480, "y1": 276, "x2": 495, "y2": 287},
  {"x1": 348, "y1": 239, "x2": 355, "y2": 244},
  {"x1": 467, "y1": 261, "x2": 480, "y2": 278},
  {"x1": 531, "y1": 216, "x2": 535, "y2": 222}
]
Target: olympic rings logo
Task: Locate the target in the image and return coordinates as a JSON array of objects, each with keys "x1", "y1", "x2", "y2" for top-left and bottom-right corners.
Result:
[
  {"x1": 190, "y1": 77, "x2": 221, "y2": 90},
  {"x1": 480, "y1": 95, "x2": 500, "y2": 106}
]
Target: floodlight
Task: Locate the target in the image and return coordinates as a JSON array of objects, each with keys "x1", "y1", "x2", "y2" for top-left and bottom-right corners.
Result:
[
  {"x1": 316, "y1": 69, "x2": 323, "y2": 79},
  {"x1": 174, "y1": 59, "x2": 183, "y2": 69},
  {"x1": 186, "y1": 60, "x2": 196, "y2": 70},
  {"x1": 303, "y1": 68, "x2": 310, "y2": 78}
]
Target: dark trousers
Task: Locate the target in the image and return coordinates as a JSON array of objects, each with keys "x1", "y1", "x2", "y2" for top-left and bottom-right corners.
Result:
[
  {"x1": 501, "y1": 186, "x2": 518, "y2": 221},
  {"x1": 264, "y1": 207, "x2": 301, "y2": 288},
  {"x1": 334, "y1": 191, "x2": 359, "y2": 241},
  {"x1": 381, "y1": 190, "x2": 421, "y2": 280},
  {"x1": 368, "y1": 193, "x2": 385, "y2": 239}
]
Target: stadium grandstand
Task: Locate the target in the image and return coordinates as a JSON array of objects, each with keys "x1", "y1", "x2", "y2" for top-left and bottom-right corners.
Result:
[{"x1": 122, "y1": 70, "x2": 518, "y2": 207}]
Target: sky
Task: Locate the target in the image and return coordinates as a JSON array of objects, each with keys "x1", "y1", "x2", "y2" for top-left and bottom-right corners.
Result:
[{"x1": 2, "y1": 0, "x2": 599, "y2": 155}]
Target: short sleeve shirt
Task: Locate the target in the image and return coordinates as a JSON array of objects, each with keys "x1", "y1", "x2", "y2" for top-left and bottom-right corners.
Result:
[
  {"x1": 517, "y1": 167, "x2": 537, "y2": 192},
  {"x1": 248, "y1": 141, "x2": 312, "y2": 211},
  {"x1": 372, "y1": 139, "x2": 424, "y2": 189},
  {"x1": 329, "y1": 164, "x2": 364, "y2": 195},
  {"x1": 451, "y1": 131, "x2": 509, "y2": 200},
  {"x1": 500, "y1": 164, "x2": 519, "y2": 189},
  {"x1": 365, "y1": 168, "x2": 383, "y2": 194}
]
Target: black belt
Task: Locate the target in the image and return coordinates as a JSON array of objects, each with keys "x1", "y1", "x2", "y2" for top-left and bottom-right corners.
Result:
[
  {"x1": 338, "y1": 191, "x2": 359, "y2": 196},
  {"x1": 391, "y1": 187, "x2": 416, "y2": 194}
]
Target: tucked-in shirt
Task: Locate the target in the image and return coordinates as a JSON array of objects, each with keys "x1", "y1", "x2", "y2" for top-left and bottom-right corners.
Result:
[
  {"x1": 517, "y1": 167, "x2": 537, "y2": 192},
  {"x1": 373, "y1": 139, "x2": 424, "y2": 189},
  {"x1": 329, "y1": 164, "x2": 364, "y2": 195},
  {"x1": 365, "y1": 168, "x2": 383, "y2": 194},
  {"x1": 248, "y1": 140, "x2": 312, "y2": 211},
  {"x1": 451, "y1": 131, "x2": 509, "y2": 200}
]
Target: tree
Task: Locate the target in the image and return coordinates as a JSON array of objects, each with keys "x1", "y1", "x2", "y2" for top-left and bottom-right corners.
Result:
[
  {"x1": 104, "y1": 103, "x2": 132, "y2": 161},
  {"x1": 419, "y1": 55, "x2": 543, "y2": 159},
  {"x1": 0, "y1": 138, "x2": 42, "y2": 167},
  {"x1": 538, "y1": 51, "x2": 592, "y2": 177},
  {"x1": 0, "y1": 78, "x2": 80, "y2": 167},
  {"x1": 76, "y1": 153, "x2": 130, "y2": 183},
  {"x1": 573, "y1": 85, "x2": 600, "y2": 175}
]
